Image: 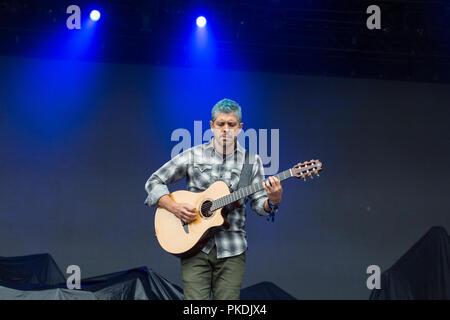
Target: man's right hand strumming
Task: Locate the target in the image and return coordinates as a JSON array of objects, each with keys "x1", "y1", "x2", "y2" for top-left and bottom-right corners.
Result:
[{"x1": 158, "y1": 195, "x2": 197, "y2": 223}]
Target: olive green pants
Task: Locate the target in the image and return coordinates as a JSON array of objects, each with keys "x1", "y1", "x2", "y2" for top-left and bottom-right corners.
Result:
[{"x1": 181, "y1": 245, "x2": 246, "y2": 300}]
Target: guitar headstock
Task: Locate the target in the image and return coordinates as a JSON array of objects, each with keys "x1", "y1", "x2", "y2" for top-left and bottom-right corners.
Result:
[{"x1": 291, "y1": 159, "x2": 323, "y2": 180}]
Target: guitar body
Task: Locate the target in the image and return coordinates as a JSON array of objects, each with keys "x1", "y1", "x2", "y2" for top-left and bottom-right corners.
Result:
[
  {"x1": 154, "y1": 181, "x2": 231, "y2": 259},
  {"x1": 153, "y1": 159, "x2": 323, "y2": 259}
]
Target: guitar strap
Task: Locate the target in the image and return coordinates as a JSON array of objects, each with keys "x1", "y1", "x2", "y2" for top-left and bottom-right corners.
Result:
[
  {"x1": 236, "y1": 151, "x2": 254, "y2": 199},
  {"x1": 236, "y1": 152, "x2": 275, "y2": 223}
]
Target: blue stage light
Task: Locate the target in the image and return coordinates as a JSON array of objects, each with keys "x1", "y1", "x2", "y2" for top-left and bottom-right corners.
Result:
[
  {"x1": 90, "y1": 10, "x2": 101, "y2": 21},
  {"x1": 196, "y1": 16, "x2": 207, "y2": 28}
]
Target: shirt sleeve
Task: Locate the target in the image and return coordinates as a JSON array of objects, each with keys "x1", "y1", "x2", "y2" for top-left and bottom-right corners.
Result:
[
  {"x1": 248, "y1": 154, "x2": 270, "y2": 217},
  {"x1": 144, "y1": 150, "x2": 190, "y2": 207}
]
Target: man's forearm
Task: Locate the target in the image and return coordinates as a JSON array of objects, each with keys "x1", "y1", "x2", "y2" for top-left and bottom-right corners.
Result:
[
  {"x1": 157, "y1": 194, "x2": 177, "y2": 212},
  {"x1": 157, "y1": 194, "x2": 197, "y2": 223}
]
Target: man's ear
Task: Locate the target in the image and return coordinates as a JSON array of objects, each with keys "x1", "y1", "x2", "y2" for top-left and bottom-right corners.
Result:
[{"x1": 209, "y1": 120, "x2": 213, "y2": 128}]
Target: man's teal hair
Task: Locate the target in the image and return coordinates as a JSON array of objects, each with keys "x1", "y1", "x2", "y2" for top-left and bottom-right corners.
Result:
[{"x1": 211, "y1": 98, "x2": 242, "y2": 123}]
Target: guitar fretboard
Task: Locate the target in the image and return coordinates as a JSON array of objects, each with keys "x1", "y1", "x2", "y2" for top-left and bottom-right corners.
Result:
[{"x1": 210, "y1": 169, "x2": 292, "y2": 211}]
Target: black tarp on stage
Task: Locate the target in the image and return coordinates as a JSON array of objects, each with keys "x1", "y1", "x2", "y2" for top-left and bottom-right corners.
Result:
[
  {"x1": 240, "y1": 281, "x2": 297, "y2": 300},
  {"x1": 0, "y1": 252, "x2": 297, "y2": 299},
  {"x1": 79, "y1": 266, "x2": 184, "y2": 300},
  {"x1": 0, "y1": 254, "x2": 183, "y2": 300},
  {"x1": 4, "y1": 225, "x2": 447, "y2": 300},
  {"x1": 370, "y1": 226, "x2": 450, "y2": 300},
  {"x1": 0, "y1": 253, "x2": 66, "y2": 290}
]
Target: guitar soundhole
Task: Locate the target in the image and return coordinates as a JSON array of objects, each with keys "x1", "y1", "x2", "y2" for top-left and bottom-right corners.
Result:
[{"x1": 200, "y1": 200, "x2": 213, "y2": 218}]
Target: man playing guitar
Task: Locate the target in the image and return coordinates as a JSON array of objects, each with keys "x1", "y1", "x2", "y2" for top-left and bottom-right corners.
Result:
[{"x1": 144, "y1": 98, "x2": 283, "y2": 300}]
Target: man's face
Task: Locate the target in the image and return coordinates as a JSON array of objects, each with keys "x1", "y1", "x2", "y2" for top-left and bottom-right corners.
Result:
[{"x1": 210, "y1": 112, "x2": 243, "y2": 149}]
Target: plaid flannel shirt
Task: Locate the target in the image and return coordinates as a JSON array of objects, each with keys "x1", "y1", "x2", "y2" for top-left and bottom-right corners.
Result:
[{"x1": 144, "y1": 138, "x2": 270, "y2": 259}]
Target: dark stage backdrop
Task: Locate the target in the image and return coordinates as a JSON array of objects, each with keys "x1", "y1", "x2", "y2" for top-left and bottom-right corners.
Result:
[{"x1": 0, "y1": 55, "x2": 449, "y2": 299}]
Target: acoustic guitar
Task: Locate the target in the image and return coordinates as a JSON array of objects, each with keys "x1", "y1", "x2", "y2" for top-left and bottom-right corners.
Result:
[{"x1": 154, "y1": 160, "x2": 323, "y2": 258}]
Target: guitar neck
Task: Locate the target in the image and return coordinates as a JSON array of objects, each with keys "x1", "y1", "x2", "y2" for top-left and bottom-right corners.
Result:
[{"x1": 210, "y1": 169, "x2": 293, "y2": 211}]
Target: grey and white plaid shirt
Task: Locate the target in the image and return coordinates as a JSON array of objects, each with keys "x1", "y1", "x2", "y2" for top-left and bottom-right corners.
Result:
[{"x1": 144, "y1": 137, "x2": 270, "y2": 259}]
